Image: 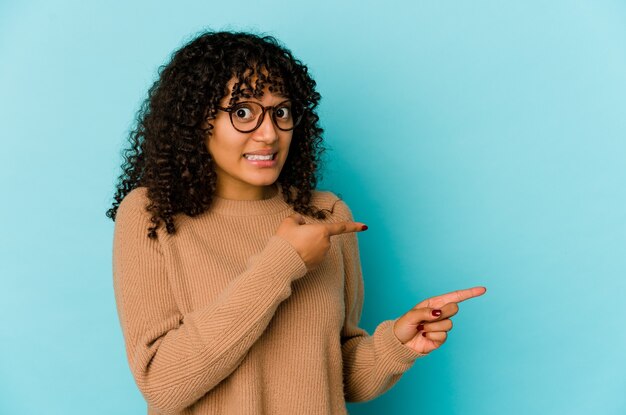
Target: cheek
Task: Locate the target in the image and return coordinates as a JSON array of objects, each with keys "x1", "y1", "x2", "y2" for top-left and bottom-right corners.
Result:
[
  {"x1": 208, "y1": 138, "x2": 242, "y2": 165},
  {"x1": 207, "y1": 122, "x2": 243, "y2": 160},
  {"x1": 282, "y1": 133, "x2": 294, "y2": 150}
]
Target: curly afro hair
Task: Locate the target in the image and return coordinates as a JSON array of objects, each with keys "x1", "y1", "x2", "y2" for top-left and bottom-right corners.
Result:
[{"x1": 106, "y1": 30, "x2": 333, "y2": 239}]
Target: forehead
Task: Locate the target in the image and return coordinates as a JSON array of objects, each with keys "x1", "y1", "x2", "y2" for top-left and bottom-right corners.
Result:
[{"x1": 224, "y1": 68, "x2": 289, "y2": 104}]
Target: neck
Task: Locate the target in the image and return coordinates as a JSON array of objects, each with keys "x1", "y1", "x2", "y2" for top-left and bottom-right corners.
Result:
[{"x1": 215, "y1": 183, "x2": 279, "y2": 201}]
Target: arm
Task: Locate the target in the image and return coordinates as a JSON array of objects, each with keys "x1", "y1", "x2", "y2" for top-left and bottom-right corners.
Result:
[
  {"x1": 336, "y1": 200, "x2": 426, "y2": 403},
  {"x1": 112, "y1": 191, "x2": 307, "y2": 414}
]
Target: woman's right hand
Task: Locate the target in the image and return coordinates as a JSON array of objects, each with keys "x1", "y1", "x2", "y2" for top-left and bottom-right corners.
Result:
[{"x1": 275, "y1": 213, "x2": 367, "y2": 271}]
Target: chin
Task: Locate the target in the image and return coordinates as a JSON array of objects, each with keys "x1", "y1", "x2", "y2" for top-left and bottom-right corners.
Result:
[{"x1": 244, "y1": 173, "x2": 281, "y2": 186}]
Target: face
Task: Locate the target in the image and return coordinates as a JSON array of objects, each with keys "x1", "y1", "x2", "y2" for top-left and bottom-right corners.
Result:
[{"x1": 205, "y1": 78, "x2": 294, "y2": 200}]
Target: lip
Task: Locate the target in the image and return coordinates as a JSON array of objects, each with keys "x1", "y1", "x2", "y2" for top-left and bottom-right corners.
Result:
[
  {"x1": 243, "y1": 155, "x2": 278, "y2": 168},
  {"x1": 243, "y1": 149, "x2": 278, "y2": 156}
]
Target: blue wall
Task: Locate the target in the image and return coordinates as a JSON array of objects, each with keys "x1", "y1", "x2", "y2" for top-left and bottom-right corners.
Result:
[{"x1": 1, "y1": 1, "x2": 625, "y2": 414}]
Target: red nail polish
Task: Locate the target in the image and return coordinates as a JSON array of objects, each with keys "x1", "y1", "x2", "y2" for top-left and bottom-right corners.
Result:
[
  {"x1": 417, "y1": 324, "x2": 424, "y2": 331},
  {"x1": 422, "y1": 332, "x2": 427, "y2": 337},
  {"x1": 361, "y1": 225, "x2": 368, "y2": 231},
  {"x1": 432, "y1": 309, "x2": 442, "y2": 317}
]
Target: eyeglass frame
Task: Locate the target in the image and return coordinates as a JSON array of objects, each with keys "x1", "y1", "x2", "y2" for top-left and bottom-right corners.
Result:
[{"x1": 216, "y1": 99, "x2": 304, "y2": 133}]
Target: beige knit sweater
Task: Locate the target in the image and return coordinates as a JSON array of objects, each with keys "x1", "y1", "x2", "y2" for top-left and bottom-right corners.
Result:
[{"x1": 112, "y1": 185, "x2": 425, "y2": 415}]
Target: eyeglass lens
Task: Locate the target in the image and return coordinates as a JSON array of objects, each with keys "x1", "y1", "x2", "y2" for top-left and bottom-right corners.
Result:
[{"x1": 230, "y1": 101, "x2": 302, "y2": 132}]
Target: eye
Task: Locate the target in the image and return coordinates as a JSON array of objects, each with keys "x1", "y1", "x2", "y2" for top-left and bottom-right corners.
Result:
[
  {"x1": 275, "y1": 105, "x2": 291, "y2": 120},
  {"x1": 233, "y1": 105, "x2": 256, "y2": 122}
]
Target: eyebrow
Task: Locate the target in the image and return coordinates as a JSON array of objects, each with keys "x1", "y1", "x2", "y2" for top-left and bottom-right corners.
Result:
[{"x1": 230, "y1": 95, "x2": 291, "y2": 105}]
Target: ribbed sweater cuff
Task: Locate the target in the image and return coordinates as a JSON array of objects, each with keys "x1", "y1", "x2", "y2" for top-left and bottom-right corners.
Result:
[
  {"x1": 377, "y1": 319, "x2": 427, "y2": 367},
  {"x1": 265, "y1": 235, "x2": 308, "y2": 281}
]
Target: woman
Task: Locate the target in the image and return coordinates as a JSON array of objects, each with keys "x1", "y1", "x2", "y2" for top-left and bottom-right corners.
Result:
[{"x1": 107, "y1": 30, "x2": 486, "y2": 415}]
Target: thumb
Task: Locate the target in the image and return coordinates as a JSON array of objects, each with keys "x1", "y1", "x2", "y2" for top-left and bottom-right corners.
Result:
[
  {"x1": 394, "y1": 307, "x2": 442, "y2": 343},
  {"x1": 289, "y1": 213, "x2": 306, "y2": 225}
]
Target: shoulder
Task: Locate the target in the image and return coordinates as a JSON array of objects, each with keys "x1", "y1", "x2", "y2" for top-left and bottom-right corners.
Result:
[
  {"x1": 113, "y1": 186, "x2": 166, "y2": 243},
  {"x1": 116, "y1": 186, "x2": 151, "y2": 222},
  {"x1": 113, "y1": 187, "x2": 164, "y2": 248},
  {"x1": 310, "y1": 189, "x2": 355, "y2": 222}
]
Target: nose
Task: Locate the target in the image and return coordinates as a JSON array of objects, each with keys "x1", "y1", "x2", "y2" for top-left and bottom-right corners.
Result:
[{"x1": 251, "y1": 109, "x2": 279, "y2": 143}]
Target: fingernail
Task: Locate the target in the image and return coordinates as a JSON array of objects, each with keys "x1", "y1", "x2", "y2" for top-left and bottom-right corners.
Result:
[
  {"x1": 432, "y1": 309, "x2": 442, "y2": 317},
  {"x1": 417, "y1": 324, "x2": 424, "y2": 331},
  {"x1": 422, "y1": 332, "x2": 427, "y2": 337},
  {"x1": 361, "y1": 225, "x2": 368, "y2": 231}
]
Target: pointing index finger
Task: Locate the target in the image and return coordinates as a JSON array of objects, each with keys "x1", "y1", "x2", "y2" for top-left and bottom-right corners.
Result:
[
  {"x1": 418, "y1": 286, "x2": 487, "y2": 309},
  {"x1": 326, "y1": 221, "x2": 366, "y2": 236}
]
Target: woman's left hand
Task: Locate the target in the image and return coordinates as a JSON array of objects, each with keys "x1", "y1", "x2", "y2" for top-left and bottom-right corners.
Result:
[{"x1": 393, "y1": 286, "x2": 487, "y2": 355}]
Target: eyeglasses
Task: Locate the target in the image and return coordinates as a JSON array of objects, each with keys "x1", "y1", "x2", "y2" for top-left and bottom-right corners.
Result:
[{"x1": 216, "y1": 99, "x2": 304, "y2": 133}]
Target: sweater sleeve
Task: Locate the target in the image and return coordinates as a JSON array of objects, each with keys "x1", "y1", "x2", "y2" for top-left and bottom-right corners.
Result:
[
  {"x1": 335, "y1": 199, "x2": 427, "y2": 403},
  {"x1": 112, "y1": 190, "x2": 308, "y2": 415}
]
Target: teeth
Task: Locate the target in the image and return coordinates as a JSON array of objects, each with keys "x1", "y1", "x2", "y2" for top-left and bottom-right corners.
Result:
[{"x1": 245, "y1": 154, "x2": 274, "y2": 160}]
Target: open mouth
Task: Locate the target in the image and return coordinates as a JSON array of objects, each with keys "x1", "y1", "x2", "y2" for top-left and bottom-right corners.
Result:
[{"x1": 243, "y1": 153, "x2": 277, "y2": 161}]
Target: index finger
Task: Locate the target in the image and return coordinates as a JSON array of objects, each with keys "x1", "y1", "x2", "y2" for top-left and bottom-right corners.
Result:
[
  {"x1": 325, "y1": 221, "x2": 366, "y2": 236},
  {"x1": 417, "y1": 286, "x2": 487, "y2": 309}
]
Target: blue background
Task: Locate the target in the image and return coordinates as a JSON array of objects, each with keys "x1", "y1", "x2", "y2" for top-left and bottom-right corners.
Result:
[{"x1": 1, "y1": 1, "x2": 625, "y2": 414}]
